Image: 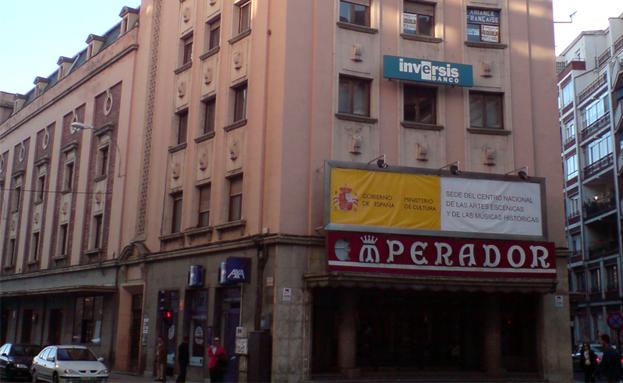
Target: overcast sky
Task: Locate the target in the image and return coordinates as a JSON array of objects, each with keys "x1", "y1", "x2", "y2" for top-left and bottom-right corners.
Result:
[{"x1": 0, "y1": 1, "x2": 622, "y2": 95}]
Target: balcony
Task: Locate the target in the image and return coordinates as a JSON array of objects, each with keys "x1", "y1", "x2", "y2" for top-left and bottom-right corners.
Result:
[
  {"x1": 583, "y1": 153, "x2": 613, "y2": 179},
  {"x1": 569, "y1": 252, "x2": 584, "y2": 264},
  {"x1": 566, "y1": 211, "x2": 581, "y2": 226},
  {"x1": 598, "y1": 48, "x2": 611, "y2": 67},
  {"x1": 563, "y1": 135, "x2": 576, "y2": 150},
  {"x1": 588, "y1": 240, "x2": 619, "y2": 259},
  {"x1": 578, "y1": 74, "x2": 607, "y2": 104},
  {"x1": 615, "y1": 35, "x2": 623, "y2": 55},
  {"x1": 580, "y1": 113, "x2": 610, "y2": 142},
  {"x1": 583, "y1": 195, "x2": 616, "y2": 220}
]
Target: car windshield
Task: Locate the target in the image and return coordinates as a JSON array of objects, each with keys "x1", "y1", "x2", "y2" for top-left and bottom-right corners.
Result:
[
  {"x1": 11, "y1": 345, "x2": 40, "y2": 356},
  {"x1": 57, "y1": 348, "x2": 97, "y2": 361}
]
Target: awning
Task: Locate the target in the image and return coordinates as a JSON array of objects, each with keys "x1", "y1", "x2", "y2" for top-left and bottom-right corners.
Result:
[{"x1": 304, "y1": 272, "x2": 557, "y2": 293}]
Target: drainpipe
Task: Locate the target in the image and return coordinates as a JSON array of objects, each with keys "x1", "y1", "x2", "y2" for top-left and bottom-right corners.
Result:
[{"x1": 254, "y1": 237, "x2": 267, "y2": 331}]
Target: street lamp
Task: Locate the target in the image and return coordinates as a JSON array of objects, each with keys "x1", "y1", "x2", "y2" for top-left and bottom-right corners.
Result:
[{"x1": 70, "y1": 122, "x2": 124, "y2": 178}]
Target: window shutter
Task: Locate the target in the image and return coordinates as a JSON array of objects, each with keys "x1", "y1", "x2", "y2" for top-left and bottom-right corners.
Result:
[{"x1": 404, "y1": 1, "x2": 434, "y2": 16}]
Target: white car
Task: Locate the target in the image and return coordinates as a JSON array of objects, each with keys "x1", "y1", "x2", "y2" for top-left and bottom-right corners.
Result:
[{"x1": 31, "y1": 345, "x2": 108, "y2": 383}]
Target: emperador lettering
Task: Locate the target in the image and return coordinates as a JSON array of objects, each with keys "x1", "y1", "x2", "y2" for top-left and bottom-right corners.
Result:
[
  {"x1": 327, "y1": 231, "x2": 556, "y2": 278},
  {"x1": 398, "y1": 58, "x2": 460, "y2": 84}
]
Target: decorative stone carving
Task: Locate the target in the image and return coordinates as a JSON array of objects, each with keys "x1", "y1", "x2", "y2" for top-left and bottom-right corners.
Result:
[
  {"x1": 104, "y1": 89, "x2": 113, "y2": 115},
  {"x1": 171, "y1": 162, "x2": 181, "y2": 180},
  {"x1": 61, "y1": 201, "x2": 69, "y2": 216},
  {"x1": 9, "y1": 217, "x2": 16, "y2": 232},
  {"x1": 204, "y1": 67, "x2": 213, "y2": 85},
  {"x1": 199, "y1": 151, "x2": 208, "y2": 171},
  {"x1": 182, "y1": 6, "x2": 191, "y2": 23},
  {"x1": 33, "y1": 212, "x2": 40, "y2": 225},
  {"x1": 72, "y1": 110, "x2": 78, "y2": 123},
  {"x1": 209, "y1": 0, "x2": 217, "y2": 5},
  {"x1": 233, "y1": 52, "x2": 243, "y2": 70},
  {"x1": 345, "y1": 126, "x2": 363, "y2": 155},
  {"x1": 416, "y1": 143, "x2": 428, "y2": 161},
  {"x1": 18, "y1": 143, "x2": 26, "y2": 162},
  {"x1": 483, "y1": 146, "x2": 496, "y2": 166},
  {"x1": 480, "y1": 61, "x2": 493, "y2": 78},
  {"x1": 42, "y1": 127, "x2": 50, "y2": 149},
  {"x1": 95, "y1": 191, "x2": 103, "y2": 206},
  {"x1": 229, "y1": 139, "x2": 240, "y2": 161},
  {"x1": 177, "y1": 81, "x2": 186, "y2": 98},
  {"x1": 351, "y1": 44, "x2": 363, "y2": 62}
]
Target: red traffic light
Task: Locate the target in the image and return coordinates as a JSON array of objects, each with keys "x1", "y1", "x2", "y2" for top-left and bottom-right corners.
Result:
[{"x1": 164, "y1": 310, "x2": 172, "y2": 320}]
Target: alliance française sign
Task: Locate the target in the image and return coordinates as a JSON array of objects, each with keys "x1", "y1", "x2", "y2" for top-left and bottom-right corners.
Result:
[
  {"x1": 327, "y1": 167, "x2": 544, "y2": 238},
  {"x1": 327, "y1": 231, "x2": 556, "y2": 279},
  {"x1": 383, "y1": 55, "x2": 474, "y2": 87}
]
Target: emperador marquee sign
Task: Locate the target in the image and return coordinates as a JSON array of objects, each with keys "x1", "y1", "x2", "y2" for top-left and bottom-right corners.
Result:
[
  {"x1": 383, "y1": 55, "x2": 474, "y2": 87},
  {"x1": 324, "y1": 162, "x2": 555, "y2": 279}
]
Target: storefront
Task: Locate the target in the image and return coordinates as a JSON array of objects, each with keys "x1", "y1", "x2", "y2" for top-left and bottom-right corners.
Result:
[{"x1": 307, "y1": 162, "x2": 565, "y2": 380}]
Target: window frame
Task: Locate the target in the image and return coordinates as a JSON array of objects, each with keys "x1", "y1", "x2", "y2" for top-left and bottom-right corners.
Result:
[
  {"x1": 202, "y1": 97, "x2": 216, "y2": 135},
  {"x1": 181, "y1": 34, "x2": 193, "y2": 66},
  {"x1": 207, "y1": 17, "x2": 221, "y2": 50},
  {"x1": 402, "y1": 1, "x2": 435, "y2": 37},
  {"x1": 232, "y1": 83, "x2": 247, "y2": 123},
  {"x1": 606, "y1": 265, "x2": 619, "y2": 291},
  {"x1": 228, "y1": 175, "x2": 243, "y2": 222},
  {"x1": 237, "y1": 0, "x2": 251, "y2": 34},
  {"x1": 64, "y1": 161, "x2": 75, "y2": 192},
  {"x1": 31, "y1": 232, "x2": 40, "y2": 262},
  {"x1": 339, "y1": 0, "x2": 371, "y2": 27},
  {"x1": 590, "y1": 268, "x2": 601, "y2": 293},
  {"x1": 72, "y1": 296, "x2": 104, "y2": 344},
  {"x1": 36, "y1": 172, "x2": 46, "y2": 203},
  {"x1": 338, "y1": 75, "x2": 371, "y2": 117},
  {"x1": 176, "y1": 109, "x2": 189, "y2": 145},
  {"x1": 97, "y1": 145, "x2": 109, "y2": 178},
  {"x1": 197, "y1": 184, "x2": 211, "y2": 227},
  {"x1": 11, "y1": 180, "x2": 21, "y2": 212},
  {"x1": 59, "y1": 223, "x2": 69, "y2": 257},
  {"x1": 466, "y1": 7, "x2": 501, "y2": 44},
  {"x1": 91, "y1": 214, "x2": 103, "y2": 250},
  {"x1": 403, "y1": 84, "x2": 437, "y2": 124},
  {"x1": 565, "y1": 154, "x2": 578, "y2": 180},
  {"x1": 469, "y1": 92, "x2": 503, "y2": 130},
  {"x1": 170, "y1": 192, "x2": 183, "y2": 234}
]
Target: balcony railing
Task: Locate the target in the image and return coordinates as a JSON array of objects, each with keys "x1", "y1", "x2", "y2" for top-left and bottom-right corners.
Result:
[
  {"x1": 615, "y1": 35, "x2": 623, "y2": 55},
  {"x1": 583, "y1": 196, "x2": 616, "y2": 219},
  {"x1": 583, "y1": 153, "x2": 614, "y2": 179},
  {"x1": 598, "y1": 49, "x2": 612, "y2": 67},
  {"x1": 580, "y1": 113, "x2": 610, "y2": 141},
  {"x1": 566, "y1": 211, "x2": 581, "y2": 226},
  {"x1": 578, "y1": 74, "x2": 607, "y2": 104},
  {"x1": 615, "y1": 102, "x2": 622, "y2": 133},
  {"x1": 588, "y1": 240, "x2": 619, "y2": 259}
]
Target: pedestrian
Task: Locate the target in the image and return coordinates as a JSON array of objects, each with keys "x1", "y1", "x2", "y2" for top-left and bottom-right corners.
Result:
[
  {"x1": 579, "y1": 342, "x2": 597, "y2": 383},
  {"x1": 596, "y1": 334, "x2": 622, "y2": 383},
  {"x1": 155, "y1": 337, "x2": 167, "y2": 382},
  {"x1": 176, "y1": 336, "x2": 190, "y2": 383},
  {"x1": 208, "y1": 336, "x2": 226, "y2": 383}
]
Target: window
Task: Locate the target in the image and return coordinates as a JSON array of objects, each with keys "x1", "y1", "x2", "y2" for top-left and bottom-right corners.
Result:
[
  {"x1": 561, "y1": 82, "x2": 573, "y2": 107},
  {"x1": 338, "y1": 75, "x2": 371, "y2": 116},
  {"x1": 569, "y1": 234, "x2": 581, "y2": 254},
  {"x1": 207, "y1": 17, "x2": 220, "y2": 50},
  {"x1": 590, "y1": 268, "x2": 601, "y2": 293},
  {"x1": 237, "y1": 0, "x2": 251, "y2": 34},
  {"x1": 31, "y1": 232, "x2": 40, "y2": 262},
  {"x1": 565, "y1": 154, "x2": 578, "y2": 180},
  {"x1": 403, "y1": 1, "x2": 434, "y2": 36},
  {"x1": 339, "y1": 0, "x2": 370, "y2": 27},
  {"x1": 59, "y1": 223, "x2": 69, "y2": 256},
  {"x1": 563, "y1": 120, "x2": 575, "y2": 143},
  {"x1": 181, "y1": 34, "x2": 193, "y2": 66},
  {"x1": 72, "y1": 296, "x2": 103, "y2": 344},
  {"x1": 171, "y1": 192, "x2": 183, "y2": 234},
  {"x1": 97, "y1": 146, "x2": 109, "y2": 177},
  {"x1": 176, "y1": 109, "x2": 189, "y2": 145},
  {"x1": 576, "y1": 271, "x2": 586, "y2": 292},
  {"x1": 228, "y1": 175, "x2": 243, "y2": 222},
  {"x1": 7, "y1": 239, "x2": 16, "y2": 266},
  {"x1": 403, "y1": 85, "x2": 436, "y2": 124},
  {"x1": 91, "y1": 214, "x2": 103, "y2": 249},
  {"x1": 582, "y1": 95, "x2": 608, "y2": 128},
  {"x1": 586, "y1": 133, "x2": 612, "y2": 165},
  {"x1": 11, "y1": 182, "x2": 21, "y2": 212},
  {"x1": 36, "y1": 173, "x2": 46, "y2": 203},
  {"x1": 466, "y1": 8, "x2": 500, "y2": 43},
  {"x1": 64, "y1": 161, "x2": 74, "y2": 191},
  {"x1": 606, "y1": 265, "x2": 618, "y2": 291},
  {"x1": 197, "y1": 184, "x2": 211, "y2": 227},
  {"x1": 203, "y1": 97, "x2": 216, "y2": 134},
  {"x1": 233, "y1": 83, "x2": 247, "y2": 123},
  {"x1": 469, "y1": 92, "x2": 503, "y2": 129},
  {"x1": 566, "y1": 196, "x2": 580, "y2": 218}
]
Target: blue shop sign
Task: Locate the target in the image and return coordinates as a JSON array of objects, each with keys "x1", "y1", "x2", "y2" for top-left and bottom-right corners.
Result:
[
  {"x1": 383, "y1": 55, "x2": 473, "y2": 87},
  {"x1": 219, "y1": 257, "x2": 251, "y2": 284}
]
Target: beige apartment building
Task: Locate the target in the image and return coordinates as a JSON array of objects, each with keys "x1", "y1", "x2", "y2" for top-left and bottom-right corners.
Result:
[{"x1": 1, "y1": 0, "x2": 571, "y2": 382}]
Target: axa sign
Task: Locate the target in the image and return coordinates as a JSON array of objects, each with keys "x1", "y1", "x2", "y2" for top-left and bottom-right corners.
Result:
[
  {"x1": 219, "y1": 257, "x2": 251, "y2": 285},
  {"x1": 383, "y1": 55, "x2": 474, "y2": 87}
]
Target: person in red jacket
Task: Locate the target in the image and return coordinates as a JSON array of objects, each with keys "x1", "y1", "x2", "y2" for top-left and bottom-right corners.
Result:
[{"x1": 208, "y1": 337, "x2": 226, "y2": 382}]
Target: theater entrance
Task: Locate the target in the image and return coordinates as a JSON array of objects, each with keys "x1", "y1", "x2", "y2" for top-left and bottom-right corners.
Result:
[{"x1": 311, "y1": 287, "x2": 539, "y2": 379}]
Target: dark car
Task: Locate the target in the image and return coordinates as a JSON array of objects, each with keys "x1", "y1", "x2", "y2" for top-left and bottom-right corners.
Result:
[{"x1": 0, "y1": 343, "x2": 42, "y2": 381}]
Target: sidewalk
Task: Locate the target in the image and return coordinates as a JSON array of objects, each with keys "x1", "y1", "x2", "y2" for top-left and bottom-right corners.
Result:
[{"x1": 109, "y1": 372, "x2": 205, "y2": 383}]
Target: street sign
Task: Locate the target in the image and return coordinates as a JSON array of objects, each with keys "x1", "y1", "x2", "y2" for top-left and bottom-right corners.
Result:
[{"x1": 607, "y1": 312, "x2": 623, "y2": 330}]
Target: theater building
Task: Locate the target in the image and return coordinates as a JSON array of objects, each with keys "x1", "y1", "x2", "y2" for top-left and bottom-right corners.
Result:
[{"x1": 1, "y1": 0, "x2": 571, "y2": 382}]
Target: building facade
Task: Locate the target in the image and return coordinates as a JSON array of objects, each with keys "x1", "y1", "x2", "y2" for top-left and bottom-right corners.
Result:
[
  {"x1": 556, "y1": 14, "x2": 623, "y2": 347},
  {"x1": 1, "y1": 1, "x2": 571, "y2": 382}
]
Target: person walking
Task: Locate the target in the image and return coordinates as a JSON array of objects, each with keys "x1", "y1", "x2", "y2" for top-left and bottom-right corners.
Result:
[
  {"x1": 596, "y1": 334, "x2": 622, "y2": 383},
  {"x1": 208, "y1": 337, "x2": 226, "y2": 383},
  {"x1": 155, "y1": 337, "x2": 167, "y2": 382},
  {"x1": 176, "y1": 336, "x2": 190, "y2": 383},
  {"x1": 579, "y1": 342, "x2": 598, "y2": 383}
]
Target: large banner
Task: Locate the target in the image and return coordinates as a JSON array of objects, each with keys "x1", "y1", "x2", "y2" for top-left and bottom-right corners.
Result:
[
  {"x1": 328, "y1": 167, "x2": 543, "y2": 237},
  {"x1": 327, "y1": 231, "x2": 556, "y2": 279}
]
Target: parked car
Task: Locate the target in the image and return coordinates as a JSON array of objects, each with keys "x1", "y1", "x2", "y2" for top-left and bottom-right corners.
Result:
[
  {"x1": 31, "y1": 345, "x2": 108, "y2": 383},
  {"x1": 0, "y1": 343, "x2": 41, "y2": 381}
]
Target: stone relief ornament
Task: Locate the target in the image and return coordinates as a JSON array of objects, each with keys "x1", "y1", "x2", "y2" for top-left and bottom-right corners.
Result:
[
  {"x1": 61, "y1": 201, "x2": 69, "y2": 216},
  {"x1": 351, "y1": 44, "x2": 363, "y2": 62},
  {"x1": 42, "y1": 127, "x2": 50, "y2": 149},
  {"x1": 33, "y1": 211, "x2": 40, "y2": 225},
  {"x1": 204, "y1": 67, "x2": 213, "y2": 85},
  {"x1": 483, "y1": 146, "x2": 496, "y2": 166},
  {"x1": 104, "y1": 89, "x2": 114, "y2": 116},
  {"x1": 229, "y1": 139, "x2": 240, "y2": 161},
  {"x1": 199, "y1": 151, "x2": 208, "y2": 171},
  {"x1": 209, "y1": 0, "x2": 217, "y2": 5},
  {"x1": 9, "y1": 217, "x2": 16, "y2": 232},
  {"x1": 18, "y1": 143, "x2": 26, "y2": 162},
  {"x1": 233, "y1": 52, "x2": 243, "y2": 70},
  {"x1": 94, "y1": 191, "x2": 103, "y2": 206},
  {"x1": 171, "y1": 162, "x2": 181, "y2": 180},
  {"x1": 345, "y1": 126, "x2": 363, "y2": 155},
  {"x1": 177, "y1": 81, "x2": 186, "y2": 98},
  {"x1": 416, "y1": 143, "x2": 428, "y2": 161},
  {"x1": 182, "y1": 6, "x2": 191, "y2": 23}
]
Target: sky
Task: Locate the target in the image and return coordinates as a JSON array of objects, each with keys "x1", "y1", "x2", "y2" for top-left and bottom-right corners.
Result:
[{"x1": 0, "y1": 0, "x2": 622, "y2": 95}]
